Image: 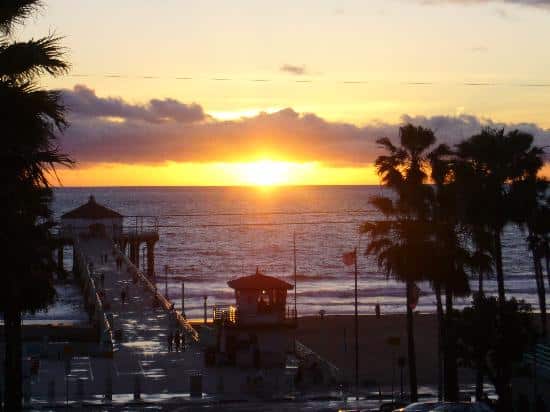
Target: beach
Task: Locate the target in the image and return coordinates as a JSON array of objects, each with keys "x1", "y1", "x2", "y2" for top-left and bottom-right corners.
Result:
[{"x1": 296, "y1": 314, "x2": 473, "y2": 389}]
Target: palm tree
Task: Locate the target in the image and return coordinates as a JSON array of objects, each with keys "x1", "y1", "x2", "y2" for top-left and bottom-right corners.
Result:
[
  {"x1": 455, "y1": 128, "x2": 545, "y2": 304},
  {"x1": 428, "y1": 145, "x2": 471, "y2": 402},
  {"x1": 362, "y1": 124, "x2": 437, "y2": 402},
  {"x1": 467, "y1": 229, "x2": 493, "y2": 296},
  {"x1": 1, "y1": 2, "x2": 70, "y2": 410},
  {"x1": 509, "y1": 175, "x2": 549, "y2": 338},
  {"x1": 464, "y1": 229, "x2": 493, "y2": 401}
]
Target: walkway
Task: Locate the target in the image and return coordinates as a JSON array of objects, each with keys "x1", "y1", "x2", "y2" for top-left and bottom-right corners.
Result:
[{"x1": 26, "y1": 237, "x2": 205, "y2": 405}]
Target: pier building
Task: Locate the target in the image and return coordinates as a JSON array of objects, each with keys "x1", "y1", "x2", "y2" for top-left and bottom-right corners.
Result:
[{"x1": 212, "y1": 269, "x2": 297, "y2": 369}]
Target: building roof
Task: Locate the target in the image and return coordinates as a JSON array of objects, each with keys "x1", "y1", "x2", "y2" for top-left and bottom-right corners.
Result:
[
  {"x1": 227, "y1": 268, "x2": 293, "y2": 290},
  {"x1": 61, "y1": 196, "x2": 123, "y2": 219}
]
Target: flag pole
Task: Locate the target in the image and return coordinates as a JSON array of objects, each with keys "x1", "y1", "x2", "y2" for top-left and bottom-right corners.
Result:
[
  {"x1": 354, "y1": 246, "x2": 359, "y2": 401},
  {"x1": 293, "y1": 231, "x2": 297, "y2": 320},
  {"x1": 293, "y1": 231, "x2": 298, "y2": 354}
]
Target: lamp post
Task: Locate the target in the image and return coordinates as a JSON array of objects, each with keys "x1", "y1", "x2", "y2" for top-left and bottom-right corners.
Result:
[{"x1": 164, "y1": 265, "x2": 169, "y2": 298}]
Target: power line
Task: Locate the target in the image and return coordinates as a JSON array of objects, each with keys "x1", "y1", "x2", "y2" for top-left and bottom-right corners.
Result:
[
  {"x1": 65, "y1": 73, "x2": 550, "y2": 88},
  {"x1": 123, "y1": 209, "x2": 371, "y2": 218}
]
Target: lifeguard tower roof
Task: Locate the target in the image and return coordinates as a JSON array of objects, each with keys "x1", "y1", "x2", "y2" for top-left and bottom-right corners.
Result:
[
  {"x1": 227, "y1": 269, "x2": 293, "y2": 290},
  {"x1": 61, "y1": 195, "x2": 123, "y2": 219}
]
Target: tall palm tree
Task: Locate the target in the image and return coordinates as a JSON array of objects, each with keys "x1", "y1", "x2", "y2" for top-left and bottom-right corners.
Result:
[
  {"x1": 455, "y1": 128, "x2": 545, "y2": 304},
  {"x1": 464, "y1": 228, "x2": 493, "y2": 401},
  {"x1": 428, "y1": 145, "x2": 471, "y2": 402},
  {"x1": 509, "y1": 175, "x2": 549, "y2": 338},
  {"x1": 1, "y1": 2, "x2": 70, "y2": 410},
  {"x1": 362, "y1": 124, "x2": 436, "y2": 402},
  {"x1": 467, "y1": 229, "x2": 493, "y2": 296}
]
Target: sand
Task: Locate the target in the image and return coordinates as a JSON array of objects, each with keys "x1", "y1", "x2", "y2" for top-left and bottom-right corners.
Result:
[{"x1": 295, "y1": 313, "x2": 474, "y2": 389}]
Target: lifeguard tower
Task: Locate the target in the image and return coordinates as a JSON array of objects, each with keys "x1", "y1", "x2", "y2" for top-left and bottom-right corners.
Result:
[{"x1": 213, "y1": 268, "x2": 296, "y2": 369}]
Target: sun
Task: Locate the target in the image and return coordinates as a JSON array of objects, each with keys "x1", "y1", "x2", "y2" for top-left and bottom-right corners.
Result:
[{"x1": 238, "y1": 160, "x2": 293, "y2": 186}]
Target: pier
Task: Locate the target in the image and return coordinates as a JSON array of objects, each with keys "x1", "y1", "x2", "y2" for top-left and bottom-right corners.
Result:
[
  {"x1": 19, "y1": 198, "x2": 209, "y2": 404},
  {"x1": 10, "y1": 197, "x2": 341, "y2": 406}
]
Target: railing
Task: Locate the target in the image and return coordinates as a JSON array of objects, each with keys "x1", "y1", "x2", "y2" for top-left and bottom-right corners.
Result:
[
  {"x1": 295, "y1": 340, "x2": 340, "y2": 381},
  {"x1": 114, "y1": 245, "x2": 199, "y2": 342},
  {"x1": 213, "y1": 305, "x2": 237, "y2": 323},
  {"x1": 73, "y1": 239, "x2": 113, "y2": 354},
  {"x1": 125, "y1": 216, "x2": 160, "y2": 235},
  {"x1": 212, "y1": 305, "x2": 297, "y2": 326}
]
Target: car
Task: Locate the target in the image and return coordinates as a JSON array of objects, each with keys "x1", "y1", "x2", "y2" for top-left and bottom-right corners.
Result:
[
  {"x1": 393, "y1": 401, "x2": 445, "y2": 411},
  {"x1": 378, "y1": 401, "x2": 408, "y2": 412},
  {"x1": 429, "y1": 402, "x2": 493, "y2": 412}
]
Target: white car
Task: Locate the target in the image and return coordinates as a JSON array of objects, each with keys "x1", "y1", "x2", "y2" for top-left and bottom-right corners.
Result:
[
  {"x1": 393, "y1": 401, "x2": 444, "y2": 411},
  {"x1": 430, "y1": 402, "x2": 493, "y2": 412}
]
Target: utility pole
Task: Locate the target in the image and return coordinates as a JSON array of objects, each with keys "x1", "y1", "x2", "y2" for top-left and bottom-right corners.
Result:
[
  {"x1": 293, "y1": 231, "x2": 297, "y2": 320},
  {"x1": 203, "y1": 295, "x2": 208, "y2": 324},
  {"x1": 164, "y1": 265, "x2": 169, "y2": 298},
  {"x1": 354, "y1": 247, "x2": 359, "y2": 401},
  {"x1": 181, "y1": 281, "x2": 185, "y2": 317}
]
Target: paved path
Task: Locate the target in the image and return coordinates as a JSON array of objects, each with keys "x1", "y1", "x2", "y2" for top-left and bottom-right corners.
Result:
[{"x1": 26, "y1": 237, "x2": 207, "y2": 406}]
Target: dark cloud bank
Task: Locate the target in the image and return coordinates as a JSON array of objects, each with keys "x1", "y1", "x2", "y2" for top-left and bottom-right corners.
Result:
[{"x1": 60, "y1": 85, "x2": 550, "y2": 166}]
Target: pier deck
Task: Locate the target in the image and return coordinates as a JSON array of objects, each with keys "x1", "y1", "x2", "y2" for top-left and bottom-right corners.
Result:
[{"x1": 22, "y1": 237, "x2": 208, "y2": 404}]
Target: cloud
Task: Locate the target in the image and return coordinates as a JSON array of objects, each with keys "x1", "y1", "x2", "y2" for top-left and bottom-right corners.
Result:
[
  {"x1": 468, "y1": 46, "x2": 489, "y2": 53},
  {"x1": 280, "y1": 64, "x2": 308, "y2": 76},
  {"x1": 59, "y1": 85, "x2": 550, "y2": 166},
  {"x1": 63, "y1": 85, "x2": 206, "y2": 124}
]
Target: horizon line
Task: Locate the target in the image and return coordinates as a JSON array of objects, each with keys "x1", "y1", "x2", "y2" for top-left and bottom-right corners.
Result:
[{"x1": 52, "y1": 183, "x2": 384, "y2": 189}]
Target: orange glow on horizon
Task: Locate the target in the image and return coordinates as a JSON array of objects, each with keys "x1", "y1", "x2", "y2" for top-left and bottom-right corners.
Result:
[{"x1": 50, "y1": 161, "x2": 381, "y2": 187}]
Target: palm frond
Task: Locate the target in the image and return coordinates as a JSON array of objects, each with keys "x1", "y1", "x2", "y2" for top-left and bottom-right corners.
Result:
[
  {"x1": 369, "y1": 195, "x2": 394, "y2": 216},
  {"x1": 0, "y1": 0, "x2": 42, "y2": 35},
  {"x1": 0, "y1": 35, "x2": 69, "y2": 80}
]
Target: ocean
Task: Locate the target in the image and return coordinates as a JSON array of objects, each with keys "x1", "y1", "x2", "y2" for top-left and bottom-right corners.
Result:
[{"x1": 52, "y1": 186, "x2": 537, "y2": 319}]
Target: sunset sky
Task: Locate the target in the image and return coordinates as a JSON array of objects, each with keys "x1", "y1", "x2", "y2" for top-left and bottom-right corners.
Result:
[{"x1": 22, "y1": 0, "x2": 550, "y2": 186}]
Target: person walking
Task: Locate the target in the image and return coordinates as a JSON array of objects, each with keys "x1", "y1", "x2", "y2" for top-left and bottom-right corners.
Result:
[
  {"x1": 167, "y1": 330, "x2": 173, "y2": 352},
  {"x1": 120, "y1": 288, "x2": 127, "y2": 305}
]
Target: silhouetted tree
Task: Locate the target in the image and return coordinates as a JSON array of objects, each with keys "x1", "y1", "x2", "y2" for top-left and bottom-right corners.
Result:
[
  {"x1": 464, "y1": 228, "x2": 493, "y2": 401},
  {"x1": 454, "y1": 128, "x2": 545, "y2": 304},
  {"x1": 509, "y1": 174, "x2": 549, "y2": 338},
  {"x1": 457, "y1": 295, "x2": 536, "y2": 412},
  {"x1": 467, "y1": 229, "x2": 493, "y2": 296},
  {"x1": 362, "y1": 124, "x2": 437, "y2": 402},
  {"x1": 0, "y1": 1, "x2": 70, "y2": 410},
  {"x1": 428, "y1": 144, "x2": 471, "y2": 402}
]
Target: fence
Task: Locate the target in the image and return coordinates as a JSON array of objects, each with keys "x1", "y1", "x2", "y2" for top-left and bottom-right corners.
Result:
[{"x1": 73, "y1": 239, "x2": 113, "y2": 355}]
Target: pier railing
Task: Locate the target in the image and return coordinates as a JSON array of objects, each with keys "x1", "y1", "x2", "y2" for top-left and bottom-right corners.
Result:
[
  {"x1": 73, "y1": 240, "x2": 113, "y2": 355},
  {"x1": 212, "y1": 305, "x2": 297, "y2": 326},
  {"x1": 115, "y1": 245, "x2": 199, "y2": 343}
]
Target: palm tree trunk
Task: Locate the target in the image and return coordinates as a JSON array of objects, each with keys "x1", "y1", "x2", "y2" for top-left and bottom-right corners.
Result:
[
  {"x1": 443, "y1": 289, "x2": 459, "y2": 402},
  {"x1": 528, "y1": 231, "x2": 547, "y2": 339},
  {"x1": 434, "y1": 283, "x2": 444, "y2": 401},
  {"x1": 475, "y1": 353, "x2": 484, "y2": 401},
  {"x1": 474, "y1": 288, "x2": 484, "y2": 401},
  {"x1": 406, "y1": 280, "x2": 418, "y2": 402},
  {"x1": 533, "y1": 253, "x2": 547, "y2": 338},
  {"x1": 545, "y1": 249, "x2": 550, "y2": 291},
  {"x1": 478, "y1": 270, "x2": 484, "y2": 295},
  {"x1": 494, "y1": 230, "x2": 506, "y2": 303},
  {"x1": 4, "y1": 303, "x2": 22, "y2": 411}
]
